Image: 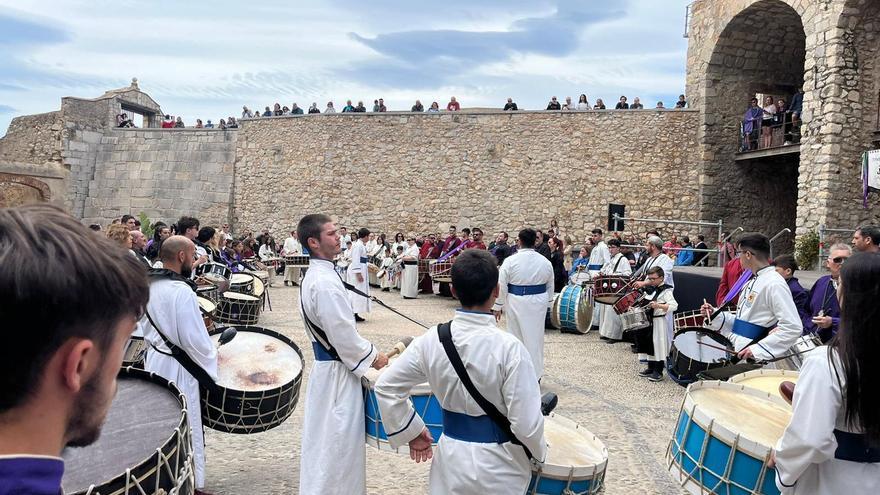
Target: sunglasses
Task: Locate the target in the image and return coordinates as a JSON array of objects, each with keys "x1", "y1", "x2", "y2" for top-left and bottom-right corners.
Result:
[{"x1": 829, "y1": 256, "x2": 849, "y2": 264}]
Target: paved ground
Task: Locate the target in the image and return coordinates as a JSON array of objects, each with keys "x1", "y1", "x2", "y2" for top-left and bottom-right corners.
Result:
[{"x1": 204, "y1": 281, "x2": 690, "y2": 494}]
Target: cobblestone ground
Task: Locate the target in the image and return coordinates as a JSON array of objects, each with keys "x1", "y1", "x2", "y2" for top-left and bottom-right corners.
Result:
[{"x1": 204, "y1": 281, "x2": 690, "y2": 494}]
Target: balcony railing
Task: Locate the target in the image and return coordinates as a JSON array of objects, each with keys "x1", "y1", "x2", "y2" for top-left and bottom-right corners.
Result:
[{"x1": 737, "y1": 114, "x2": 801, "y2": 156}]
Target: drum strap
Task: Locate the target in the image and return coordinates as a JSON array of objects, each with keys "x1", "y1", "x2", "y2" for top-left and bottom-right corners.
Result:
[
  {"x1": 143, "y1": 309, "x2": 218, "y2": 391},
  {"x1": 437, "y1": 321, "x2": 534, "y2": 461},
  {"x1": 299, "y1": 298, "x2": 341, "y2": 361}
]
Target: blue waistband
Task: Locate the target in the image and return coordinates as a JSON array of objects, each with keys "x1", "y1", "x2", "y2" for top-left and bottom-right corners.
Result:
[
  {"x1": 588, "y1": 264, "x2": 602, "y2": 270},
  {"x1": 731, "y1": 319, "x2": 772, "y2": 340},
  {"x1": 312, "y1": 342, "x2": 340, "y2": 362},
  {"x1": 360, "y1": 256, "x2": 369, "y2": 263},
  {"x1": 835, "y1": 429, "x2": 880, "y2": 463},
  {"x1": 442, "y1": 409, "x2": 511, "y2": 444},
  {"x1": 508, "y1": 283, "x2": 547, "y2": 296}
]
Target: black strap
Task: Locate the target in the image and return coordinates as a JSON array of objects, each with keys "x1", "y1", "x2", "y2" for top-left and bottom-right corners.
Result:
[
  {"x1": 299, "y1": 291, "x2": 341, "y2": 360},
  {"x1": 437, "y1": 321, "x2": 534, "y2": 460},
  {"x1": 143, "y1": 309, "x2": 218, "y2": 391}
]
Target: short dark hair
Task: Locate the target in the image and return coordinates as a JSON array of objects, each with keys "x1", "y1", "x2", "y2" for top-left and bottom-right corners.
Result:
[
  {"x1": 698, "y1": 234, "x2": 705, "y2": 241},
  {"x1": 607, "y1": 239, "x2": 621, "y2": 248},
  {"x1": 357, "y1": 227, "x2": 370, "y2": 239},
  {"x1": 0, "y1": 204, "x2": 149, "y2": 412},
  {"x1": 857, "y1": 225, "x2": 880, "y2": 246},
  {"x1": 737, "y1": 232, "x2": 771, "y2": 259},
  {"x1": 592, "y1": 228, "x2": 603, "y2": 236},
  {"x1": 500, "y1": 231, "x2": 508, "y2": 240},
  {"x1": 518, "y1": 228, "x2": 537, "y2": 248},
  {"x1": 197, "y1": 226, "x2": 216, "y2": 243},
  {"x1": 772, "y1": 254, "x2": 798, "y2": 273},
  {"x1": 88, "y1": 224, "x2": 101, "y2": 231},
  {"x1": 297, "y1": 214, "x2": 332, "y2": 251},
  {"x1": 177, "y1": 216, "x2": 200, "y2": 233},
  {"x1": 647, "y1": 266, "x2": 665, "y2": 279},
  {"x1": 462, "y1": 228, "x2": 471, "y2": 235},
  {"x1": 120, "y1": 214, "x2": 135, "y2": 224},
  {"x1": 452, "y1": 250, "x2": 499, "y2": 307},
  {"x1": 449, "y1": 225, "x2": 456, "y2": 230},
  {"x1": 472, "y1": 228, "x2": 482, "y2": 235}
]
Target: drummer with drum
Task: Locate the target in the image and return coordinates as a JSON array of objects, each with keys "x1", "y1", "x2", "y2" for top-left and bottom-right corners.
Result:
[
  {"x1": 637, "y1": 267, "x2": 678, "y2": 381},
  {"x1": 597, "y1": 239, "x2": 633, "y2": 343},
  {"x1": 281, "y1": 230, "x2": 303, "y2": 286},
  {"x1": 587, "y1": 229, "x2": 611, "y2": 331},
  {"x1": 631, "y1": 236, "x2": 675, "y2": 360}
]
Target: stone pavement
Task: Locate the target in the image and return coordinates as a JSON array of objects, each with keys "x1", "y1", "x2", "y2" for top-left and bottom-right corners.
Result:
[{"x1": 204, "y1": 283, "x2": 690, "y2": 494}]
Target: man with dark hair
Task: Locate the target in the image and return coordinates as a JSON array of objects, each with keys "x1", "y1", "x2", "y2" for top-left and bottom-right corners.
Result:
[
  {"x1": 0, "y1": 204, "x2": 149, "y2": 491},
  {"x1": 701, "y1": 233, "x2": 802, "y2": 361},
  {"x1": 374, "y1": 250, "x2": 546, "y2": 492},
  {"x1": 346, "y1": 227, "x2": 372, "y2": 321},
  {"x1": 121, "y1": 214, "x2": 136, "y2": 231},
  {"x1": 598, "y1": 238, "x2": 632, "y2": 342},
  {"x1": 177, "y1": 216, "x2": 200, "y2": 241},
  {"x1": 693, "y1": 234, "x2": 709, "y2": 267},
  {"x1": 492, "y1": 228, "x2": 554, "y2": 380},
  {"x1": 588, "y1": 228, "x2": 611, "y2": 330},
  {"x1": 535, "y1": 229, "x2": 551, "y2": 260},
  {"x1": 440, "y1": 225, "x2": 461, "y2": 257},
  {"x1": 492, "y1": 231, "x2": 513, "y2": 265},
  {"x1": 852, "y1": 225, "x2": 880, "y2": 253},
  {"x1": 130, "y1": 229, "x2": 152, "y2": 268},
  {"x1": 771, "y1": 254, "x2": 811, "y2": 332},
  {"x1": 296, "y1": 214, "x2": 387, "y2": 494},
  {"x1": 468, "y1": 227, "x2": 487, "y2": 250},
  {"x1": 143, "y1": 235, "x2": 218, "y2": 493}
]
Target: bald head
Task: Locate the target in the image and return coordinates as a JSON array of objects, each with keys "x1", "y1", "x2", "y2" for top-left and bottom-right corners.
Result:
[{"x1": 159, "y1": 236, "x2": 192, "y2": 261}]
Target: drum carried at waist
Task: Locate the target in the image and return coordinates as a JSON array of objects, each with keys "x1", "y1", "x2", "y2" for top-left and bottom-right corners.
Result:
[
  {"x1": 550, "y1": 284, "x2": 594, "y2": 334},
  {"x1": 667, "y1": 329, "x2": 736, "y2": 386},
  {"x1": 620, "y1": 306, "x2": 651, "y2": 333},
  {"x1": 201, "y1": 326, "x2": 304, "y2": 434},
  {"x1": 530, "y1": 413, "x2": 608, "y2": 495},
  {"x1": 776, "y1": 334, "x2": 821, "y2": 371},
  {"x1": 362, "y1": 365, "x2": 442, "y2": 453},
  {"x1": 613, "y1": 290, "x2": 643, "y2": 315},
  {"x1": 216, "y1": 291, "x2": 262, "y2": 326},
  {"x1": 429, "y1": 260, "x2": 454, "y2": 283},
  {"x1": 62, "y1": 367, "x2": 193, "y2": 495},
  {"x1": 591, "y1": 275, "x2": 630, "y2": 305}
]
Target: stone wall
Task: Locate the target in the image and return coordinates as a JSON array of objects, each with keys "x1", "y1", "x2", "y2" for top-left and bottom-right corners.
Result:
[
  {"x1": 233, "y1": 110, "x2": 701, "y2": 243},
  {"x1": 0, "y1": 111, "x2": 62, "y2": 165},
  {"x1": 80, "y1": 128, "x2": 236, "y2": 227}
]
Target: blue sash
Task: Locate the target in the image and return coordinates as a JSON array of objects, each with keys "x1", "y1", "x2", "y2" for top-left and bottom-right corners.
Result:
[
  {"x1": 312, "y1": 342, "x2": 341, "y2": 362},
  {"x1": 442, "y1": 409, "x2": 511, "y2": 443},
  {"x1": 360, "y1": 256, "x2": 369, "y2": 263},
  {"x1": 834, "y1": 429, "x2": 880, "y2": 463},
  {"x1": 731, "y1": 319, "x2": 771, "y2": 340},
  {"x1": 588, "y1": 264, "x2": 602, "y2": 271},
  {"x1": 508, "y1": 284, "x2": 547, "y2": 296}
]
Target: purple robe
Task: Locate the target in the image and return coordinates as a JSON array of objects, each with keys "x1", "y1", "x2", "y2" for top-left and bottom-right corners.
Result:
[
  {"x1": 0, "y1": 456, "x2": 63, "y2": 495},
  {"x1": 786, "y1": 277, "x2": 812, "y2": 335},
  {"x1": 807, "y1": 275, "x2": 840, "y2": 342}
]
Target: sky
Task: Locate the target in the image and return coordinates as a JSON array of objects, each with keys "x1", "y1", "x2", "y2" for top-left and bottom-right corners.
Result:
[{"x1": 0, "y1": 0, "x2": 691, "y2": 135}]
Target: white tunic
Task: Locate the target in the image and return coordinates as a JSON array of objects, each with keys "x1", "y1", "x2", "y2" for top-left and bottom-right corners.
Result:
[
  {"x1": 374, "y1": 310, "x2": 547, "y2": 494},
  {"x1": 346, "y1": 239, "x2": 371, "y2": 314},
  {"x1": 142, "y1": 278, "x2": 218, "y2": 489},
  {"x1": 401, "y1": 243, "x2": 420, "y2": 298},
  {"x1": 598, "y1": 253, "x2": 633, "y2": 340},
  {"x1": 587, "y1": 241, "x2": 611, "y2": 278},
  {"x1": 642, "y1": 286, "x2": 678, "y2": 361},
  {"x1": 708, "y1": 266, "x2": 802, "y2": 361},
  {"x1": 258, "y1": 244, "x2": 274, "y2": 261},
  {"x1": 632, "y1": 253, "x2": 675, "y2": 287},
  {"x1": 282, "y1": 236, "x2": 301, "y2": 255},
  {"x1": 299, "y1": 259, "x2": 378, "y2": 495},
  {"x1": 491, "y1": 249, "x2": 554, "y2": 380},
  {"x1": 775, "y1": 348, "x2": 880, "y2": 494}
]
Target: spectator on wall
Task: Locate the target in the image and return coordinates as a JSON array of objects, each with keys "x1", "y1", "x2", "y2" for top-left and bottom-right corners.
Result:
[
  {"x1": 218, "y1": 119, "x2": 227, "y2": 130},
  {"x1": 593, "y1": 99, "x2": 606, "y2": 110},
  {"x1": 427, "y1": 102, "x2": 440, "y2": 113},
  {"x1": 325, "y1": 101, "x2": 336, "y2": 113},
  {"x1": 742, "y1": 97, "x2": 762, "y2": 151},
  {"x1": 292, "y1": 103, "x2": 304, "y2": 115},
  {"x1": 204, "y1": 120, "x2": 214, "y2": 128},
  {"x1": 227, "y1": 117, "x2": 238, "y2": 128},
  {"x1": 563, "y1": 96, "x2": 576, "y2": 110},
  {"x1": 546, "y1": 96, "x2": 561, "y2": 110},
  {"x1": 117, "y1": 113, "x2": 135, "y2": 128},
  {"x1": 760, "y1": 95, "x2": 776, "y2": 148},
  {"x1": 308, "y1": 103, "x2": 320, "y2": 114},
  {"x1": 446, "y1": 96, "x2": 460, "y2": 111},
  {"x1": 174, "y1": 116, "x2": 185, "y2": 128},
  {"x1": 630, "y1": 97, "x2": 644, "y2": 109},
  {"x1": 378, "y1": 98, "x2": 387, "y2": 112},
  {"x1": 354, "y1": 101, "x2": 366, "y2": 112},
  {"x1": 655, "y1": 101, "x2": 665, "y2": 109},
  {"x1": 195, "y1": 119, "x2": 203, "y2": 128},
  {"x1": 411, "y1": 100, "x2": 424, "y2": 112},
  {"x1": 263, "y1": 106, "x2": 272, "y2": 117},
  {"x1": 242, "y1": 106, "x2": 254, "y2": 119},
  {"x1": 675, "y1": 94, "x2": 687, "y2": 108},
  {"x1": 576, "y1": 94, "x2": 590, "y2": 110},
  {"x1": 342, "y1": 100, "x2": 355, "y2": 112},
  {"x1": 273, "y1": 103, "x2": 283, "y2": 116},
  {"x1": 615, "y1": 96, "x2": 629, "y2": 109},
  {"x1": 161, "y1": 114, "x2": 174, "y2": 128},
  {"x1": 503, "y1": 98, "x2": 518, "y2": 111},
  {"x1": 372, "y1": 99, "x2": 380, "y2": 112}
]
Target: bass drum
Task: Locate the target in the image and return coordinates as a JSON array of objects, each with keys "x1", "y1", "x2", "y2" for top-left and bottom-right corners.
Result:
[
  {"x1": 667, "y1": 329, "x2": 735, "y2": 386},
  {"x1": 550, "y1": 284, "x2": 593, "y2": 334}
]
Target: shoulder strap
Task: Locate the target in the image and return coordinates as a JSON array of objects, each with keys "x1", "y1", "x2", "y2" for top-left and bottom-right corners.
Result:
[
  {"x1": 612, "y1": 254, "x2": 624, "y2": 272},
  {"x1": 143, "y1": 309, "x2": 218, "y2": 391},
  {"x1": 437, "y1": 321, "x2": 534, "y2": 460},
  {"x1": 299, "y1": 290, "x2": 341, "y2": 359}
]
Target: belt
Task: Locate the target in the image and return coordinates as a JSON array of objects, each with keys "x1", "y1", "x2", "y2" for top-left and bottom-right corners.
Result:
[
  {"x1": 834, "y1": 429, "x2": 880, "y2": 463},
  {"x1": 731, "y1": 319, "x2": 772, "y2": 340},
  {"x1": 311, "y1": 342, "x2": 340, "y2": 362},
  {"x1": 588, "y1": 264, "x2": 602, "y2": 271},
  {"x1": 442, "y1": 409, "x2": 511, "y2": 443},
  {"x1": 360, "y1": 256, "x2": 369, "y2": 263},
  {"x1": 403, "y1": 260, "x2": 417, "y2": 265},
  {"x1": 508, "y1": 284, "x2": 547, "y2": 296}
]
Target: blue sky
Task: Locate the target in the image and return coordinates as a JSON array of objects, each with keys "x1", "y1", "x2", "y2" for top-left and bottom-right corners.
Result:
[{"x1": 0, "y1": 0, "x2": 690, "y2": 135}]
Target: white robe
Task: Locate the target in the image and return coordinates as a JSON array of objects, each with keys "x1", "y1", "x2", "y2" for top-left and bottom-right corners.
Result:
[
  {"x1": 142, "y1": 278, "x2": 218, "y2": 489},
  {"x1": 775, "y1": 348, "x2": 880, "y2": 494},
  {"x1": 491, "y1": 249, "x2": 554, "y2": 380},
  {"x1": 401, "y1": 243, "x2": 420, "y2": 298},
  {"x1": 598, "y1": 253, "x2": 633, "y2": 340},
  {"x1": 642, "y1": 286, "x2": 678, "y2": 361},
  {"x1": 283, "y1": 237, "x2": 303, "y2": 284},
  {"x1": 708, "y1": 266, "x2": 802, "y2": 361},
  {"x1": 346, "y1": 239, "x2": 371, "y2": 314},
  {"x1": 633, "y1": 253, "x2": 676, "y2": 348},
  {"x1": 374, "y1": 310, "x2": 547, "y2": 494},
  {"x1": 588, "y1": 241, "x2": 611, "y2": 326},
  {"x1": 299, "y1": 259, "x2": 378, "y2": 495}
]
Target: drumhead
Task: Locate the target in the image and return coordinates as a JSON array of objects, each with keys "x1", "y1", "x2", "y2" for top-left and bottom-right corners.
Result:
[
  {"x1": 252, "y1": 277, "x2": 265, "y2": 297},
  {"x1": 231, "y1": 273, "x2": 254, "y2": 284},
  {"x1": 689, "y1": 384, "x2": 791, "y2": 448},
  {"x1": 62, "y1": 369, "x2": 186, "y2": 493},
  {"x1": 222, "y1": 291, "x2": 260, "y2": 301},
  {"x1": 541, "y1": 413, "x2": 607, "y2": 476},
  {"x1": 197, "y1": 296, "x2": 216, "y2": 314},
  {"x1": 212, "y1": 330, "x2": 303, "y2": 391},
  {"x1": 729, "y1": 369, "x2": 800, "y2": 397}
]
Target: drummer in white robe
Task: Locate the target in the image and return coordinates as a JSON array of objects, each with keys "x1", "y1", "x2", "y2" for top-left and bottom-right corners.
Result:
[
  {"x1": 772, "y1": 252, "x2": 880, "y2": 494},
  {"x1": 587, "y1": 229, "x2": 611, "y2": 330},
  {"x1": 296, "y1": 214, "x2": 388, "y2": 495},
  {"x1": 142, "y1": 236, "x2": 218, "y2": 491},
  {"x1": 701, "y1": 233, "x2": 801, "y2": 362},
  {"x1": 374, "y1": 250, "x2": 547, "y2": 494},
  {"x1": 492, "y1": 228, "x2": 554, "y2": 381},
  {"x1": 640, "y1": 266, "x2": 678, "y2": 381},
  {"x1": 632, "y1": 236, "x2": 675, "y2": 362},
  {"x1": 598, "y1": 238, "x2": 632, "y2": 342},
  {"x1": 282, "y1": 230, "x2": 303, "y2": 286},
  {"x1": 400, "y1": 237, "x2": 420, "y2": 299},
  {"x1": 346, "y1": 228, "x2": 372, "y2": 321}
]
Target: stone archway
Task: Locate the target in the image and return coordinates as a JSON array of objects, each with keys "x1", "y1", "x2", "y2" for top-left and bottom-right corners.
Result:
[
  {"x1": 701, "y1": 0, "x2": 806, "y2": 247},
  {"x1": 0, "y1": 173, "x2": 51, "y2": 207}
]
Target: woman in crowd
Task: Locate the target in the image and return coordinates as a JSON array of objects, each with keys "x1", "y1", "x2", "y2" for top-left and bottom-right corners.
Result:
[
  {"x1": 106, "y1": 223, "x2": 132, "y2": 250},
  {"x1": 563, "y1": 234, "x2": 574, "y2": 272},
  {"x1": 548, "y1": 236, "x2": 568, "y2": 292},
  {"x1": 195, "y1": 119, "x2": 203, "y2": 128},
  {"x1": 577, "y1": 94, "x2": 590, "y2": 110},
  {"x1": 761, "y1": 95, "x2": 776, "y2": 149},
  {"x1": 427, "y1": 102, "x2": 440, "y2": 113},
  {"x1": 259, "y1": 235, "x2": 276, "y2": 261},
  {"x1": 593, "y1": 98, "x2": 606, "y2": 110}
]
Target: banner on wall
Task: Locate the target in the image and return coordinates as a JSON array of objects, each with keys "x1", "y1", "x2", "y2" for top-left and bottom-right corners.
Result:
[{"x1": 863, "y1": 150, "x2": 880, "y2": 208}]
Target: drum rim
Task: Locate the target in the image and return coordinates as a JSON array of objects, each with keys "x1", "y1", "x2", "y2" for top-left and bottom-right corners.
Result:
[
  {"x1": 554, "y1": 285, "x2": 593, "y2": 334},
  {"x1": 66, "y1": 367, "x2": 191, "y2": 495},
  {"x1": 535, "y1": 412, "x2": 609, "y2": 479},
  {"x1": 363, "y1": 387, "x2": 441, "y2": 452},
  {"x1": 728, "y1": 368, "x2": 800, "y2": 384},
  {"x1": 196, "y1": 296, "x2": 217, "y2": 313}
]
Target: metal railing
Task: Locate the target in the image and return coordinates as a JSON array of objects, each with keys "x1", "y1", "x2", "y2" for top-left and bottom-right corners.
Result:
[
  {"x1": 769, "y1": 228, "x2": 792, "y2": 259},
  {"x1": 611, "y1": 213, "x2": 725, "y2": 266},
  {"x1": 739, "y1": 116, "x2": 801, "y2": 153}
]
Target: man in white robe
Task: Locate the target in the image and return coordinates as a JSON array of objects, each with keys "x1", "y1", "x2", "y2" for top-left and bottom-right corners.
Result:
[
  {"x1": 296, "y1": 214, "x2": 388, "y2": 495},
  {"x1": 400, "y1": 237, "x2": 420, "y2": 299},
  {"x1": 346, "y1": 228, "x2": 372, "y2": 321},
  {"x1": 598, "y1": 239, "x2": 633, "y2": 342},
  {"x1": 142, "y1": 236, "x2": 218, "y2": 493},
  {"x1": 587, "y1": 228, "x2": 611, "y2": 330},
  {"x1": 640, "y1": 266, "x2": 678, "y2": 381},
  {"x1": 632, "y1": 236, "x2": 675, "y2": 363},
  {"x1": 701, "y1": 233, "x2": 801, "y2": 362},
  {"x1": 374, "y1": 250, "x2": 546, "y2": 494},
  {"x1": 492, "y1": 228, "x2": 554, "y2": 381},
  {"x1": 282, "y1": 230, "x2": 303, "y2": 286}
]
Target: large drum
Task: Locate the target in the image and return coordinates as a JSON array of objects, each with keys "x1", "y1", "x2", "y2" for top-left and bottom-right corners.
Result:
[
  {"x1": 216, "y1": 291, "x2": 262, "y2": 325},
  {"x1": 229, "y1": 272, "x2": 256, "y2": 294},
  {"x1": 674, "y1": 310, "x2": 707, "y2": 333},
  {"x1": 362, "y1": 365, "x2": 442, "y2": 453},
  {"x1": 122, "y1": 336, "x2": 147, "y2": 369},
  {"x1": 197, "y1": 296, "x2": 216, "y2": 332},
  {"x1": 550, "y1": 284, "x2": 594, "y2": 334},
  {"x1": 612, "y1": 290, "x2": 642, "y2": 315},
  {"x1": 196, "y1": 283, "x2": 220, "y2": 304},
  {"x1": 196, "y1": 262, "x2": 231, "y2": 292},
  {"x1": 667, "y1": 329, "x2": 735, "y2": 386},
  {"x1": 62, "y1": 367, "x2": 193, "y2": 495},
  {"x1": 529, "y1": 413, "x2": 608, "y2": 495},
  {"x1": 591, "y1": 275, "x2": 630, "y2": 305},
  {"x1": 667, "y1": 380, "x2": 791, "y2": 495},
  {"x1": 284, "y1": 255, "x2": 310, "y2": 267},
  {"x1": 729, "y1": 369, "x2": 800, "y2": 401},
  {"x1": 429, "y1": 260, "x2": 454, "y2": 283},
  {"x1": 620, "y1": 306, "x2": 650, "y2": 333},
  {"x1": 201, "y1": 326, "x2": 304, "y2": 434},
  {"x1": 777, "y1": 334, "x2": 822, "y2": 371}
]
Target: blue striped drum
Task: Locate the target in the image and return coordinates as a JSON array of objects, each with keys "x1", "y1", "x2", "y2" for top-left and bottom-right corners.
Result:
[
  {"x1": 529, "y1": 413, "x2": 608, "y2": 495},
  {"x1": 550, "y1": 284, "x2": 594, "y2": 334},
  {"x1": 667, "y1": 381, "x2": 792, "y2": 495},
  {"x1": 362, "y1": 368, "x2": 443, "y2": 453}
]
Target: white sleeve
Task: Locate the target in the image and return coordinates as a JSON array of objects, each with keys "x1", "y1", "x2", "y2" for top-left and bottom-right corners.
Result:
[
  {"x1": 660, "y1": 290, "x2": 678, "y2": 313},
  {"x1": 350, "y1": 245, "x2": 364, "y2": 273},
  {"x1": 176, "y1": 290, "x2": 218, "y2": 380},
  {"x1": 774, "y1": 352, "x2": 840, "y2": 492},
  {"x1": 317, "y1": 287, "x2": 377, "y2": 377},
  {"x1": 493, "y1": 262, "x2": 510, "y2": 311},
  {"x1": 709, "y1": 310, "x2": 736, "y2": 334},
  {"x1": 544, "y1": 263, "x2": 555, "y2": 304},
  {"x1": 750, "y1": 283, "x2": 804, "y2": 361},
  {"x1": 504, "y1": 343, "x2": 547, "y2": 462},
  {"x1": 374, "y1": 336, "x2": 429, "y2": 448}
]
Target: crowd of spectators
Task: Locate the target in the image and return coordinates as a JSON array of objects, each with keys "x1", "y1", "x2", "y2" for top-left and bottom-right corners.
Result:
[{"x1": 741, "y1": 88, "x2": 803, "y2": 151}]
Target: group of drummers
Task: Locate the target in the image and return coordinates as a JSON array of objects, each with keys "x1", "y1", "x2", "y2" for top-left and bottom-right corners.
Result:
[{"x1": 2, "y1": 202, "x2": 879, "y2": 495}]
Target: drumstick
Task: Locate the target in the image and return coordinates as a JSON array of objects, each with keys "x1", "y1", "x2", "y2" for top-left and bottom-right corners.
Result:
[
  {"x1": 696, "y1": 340, "x2": 737, "y2": 355},
  {"x1": 386, "y1": 336, "x2": 415, "y2": 359}
]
